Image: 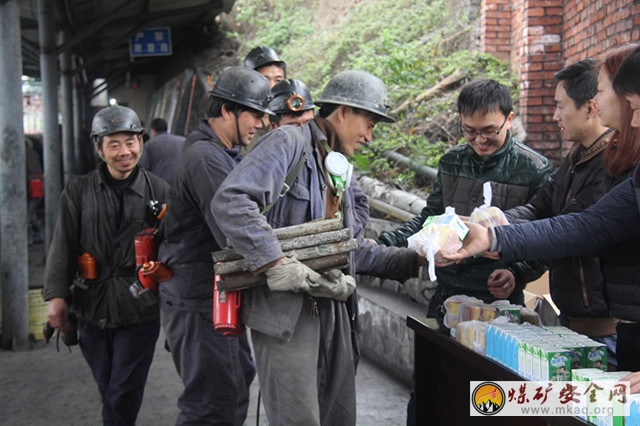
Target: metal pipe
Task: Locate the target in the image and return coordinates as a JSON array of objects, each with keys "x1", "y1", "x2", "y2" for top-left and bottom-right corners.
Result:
[
  {"x1": 38, "y1": 0, "x2": 61, "y2": 253},
  {"x1": 383, "y1": 150, "x2": 438, "y2": 181},
  {"x1": 0, "y1": 0, "x2": 29, "y2": 349}
]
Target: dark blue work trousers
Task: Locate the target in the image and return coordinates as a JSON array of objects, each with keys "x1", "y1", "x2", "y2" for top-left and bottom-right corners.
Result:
[
  {"x1": 160, "y1": 296, "x2": 254, "y2": 426},
  {"x1": 79, "y1": 319, "x2": 160, "y2": 426}
]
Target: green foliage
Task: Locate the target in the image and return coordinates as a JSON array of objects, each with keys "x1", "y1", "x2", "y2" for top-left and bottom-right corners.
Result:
[
  {"x1": 229, "y1": 0, "x2": 518, "y2": 188},
  {"x1": 230, "y1": 0, "x2": 318, "y2": 52}
]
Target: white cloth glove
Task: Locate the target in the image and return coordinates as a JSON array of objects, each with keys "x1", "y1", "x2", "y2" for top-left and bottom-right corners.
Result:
[{"x1": 265, "y1": 256, "x2": 356, "y2": 301}]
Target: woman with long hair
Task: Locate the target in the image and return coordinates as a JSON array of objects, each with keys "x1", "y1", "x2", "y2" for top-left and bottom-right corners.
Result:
[{"x1": 597, "y1": 43, "x2": 640, "y2": 178}]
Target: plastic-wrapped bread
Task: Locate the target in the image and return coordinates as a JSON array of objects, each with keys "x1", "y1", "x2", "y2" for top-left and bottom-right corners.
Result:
[
  {"x1": 443, "y1": 295, "x2": 482, "y2": 328},
  {"x1": 459, "y1": 299, "x2": 497, "y2": 322},
  {"x1": 456, "y1": 320, "x2": 487, "y2": 355},
  {"x1": 469, "y1": 206, "x2": 510, "y2": 228},
  {"x1": 469, "y1": 182, "x2": 510, "y2": 227},
  {"x1": 407, "y1": 207, "x2": 469, "y2": 281}
]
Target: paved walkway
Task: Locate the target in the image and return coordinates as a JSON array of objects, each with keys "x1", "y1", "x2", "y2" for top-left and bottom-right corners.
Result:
[{"x1": 0, "y1": 241, "x2": 410, "y2": 426}]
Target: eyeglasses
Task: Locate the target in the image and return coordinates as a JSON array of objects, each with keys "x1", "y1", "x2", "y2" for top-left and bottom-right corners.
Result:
[{"x1": 460, "y1": 115, "x2": 509, "y2": 141}]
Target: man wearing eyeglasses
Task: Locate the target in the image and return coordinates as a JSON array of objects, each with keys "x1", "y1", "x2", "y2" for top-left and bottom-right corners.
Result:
[
  {"x1": 379, "y1": 78, "x2": 553, "y2": 323},
  {"x1": 379, "y1": 78, "x2": 552, "y2": 425}
]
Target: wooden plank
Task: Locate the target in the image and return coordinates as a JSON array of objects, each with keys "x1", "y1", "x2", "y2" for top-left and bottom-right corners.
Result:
[
  {"x1": 214, "y1": 238, "x2": 358, "y2": 275},
  {"x1": 272, "y1": 217, "x2": 343, "y2": 239},
  {"x1": 212, "y1": 228, "x2": 352, "y2": 263},
  {"x1": 217, "y1": 253, "x2": 351, "y2": 292}
]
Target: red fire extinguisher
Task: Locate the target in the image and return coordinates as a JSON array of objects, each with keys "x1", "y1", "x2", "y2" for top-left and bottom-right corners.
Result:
[
  {"x1": 135, "y1": 228, "x2": 159, "y2": 293},
  {"x1": 130, "y1": 227, "x2": 173, "y2": 306},
  {"x1": 213, "y1": 272, "x2": 244, "y2": 337}
]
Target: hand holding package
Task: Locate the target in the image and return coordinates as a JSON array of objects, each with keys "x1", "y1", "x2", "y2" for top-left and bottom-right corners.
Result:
[
  {"x1": 407, "y1": 206, "x2": 469, "y2": 281},
  {"x1": 468, "y1": 182, "x2": 509, "y2": 228}
]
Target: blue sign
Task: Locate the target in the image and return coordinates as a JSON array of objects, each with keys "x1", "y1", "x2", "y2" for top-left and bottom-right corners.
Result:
[{"x1": 130, "y1": 28, "x2": 172, "y2": 57}]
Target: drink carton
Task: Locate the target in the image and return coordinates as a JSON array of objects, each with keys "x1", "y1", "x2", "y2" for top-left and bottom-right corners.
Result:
[{"x1": 539, "y1": 345, "x2": 571, "y2": 381}]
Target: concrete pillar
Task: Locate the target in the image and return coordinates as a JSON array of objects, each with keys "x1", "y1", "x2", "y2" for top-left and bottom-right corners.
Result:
[
  {"x1": 59, "y1": 30, "x2": 74, "y2": 180},
  {"x1": 0, "y1": 0, "x2": 29, "y2": 349},
  {"x1": 72, "y1": 62, "x2": 91, "y2": 174},
  {"x1": 38, "y1": 0, "x2": 61, "y2": 253},
  {"x1": 72, "y1": 76, "x2": 82, "y2": 171}
]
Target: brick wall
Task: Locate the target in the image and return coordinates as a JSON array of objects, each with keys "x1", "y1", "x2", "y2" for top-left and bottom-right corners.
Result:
[
  {"x1": 564, "y1": 0, "x2": 640, "y2": 61},
  {"x1": 482, "y1": 0, "x2": 640, "y2": 165},
  {"x1": 480, "y1": 0, "x2": 511, "y2": 62}
]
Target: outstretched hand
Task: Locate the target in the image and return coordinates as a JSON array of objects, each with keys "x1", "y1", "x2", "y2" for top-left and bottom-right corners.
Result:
[
  {"x1": 622, "y1": 371, "x2": 640, "y2": 394},
  {"x1": 441, "y1": 221, "x2": 495, "y2": 261}
]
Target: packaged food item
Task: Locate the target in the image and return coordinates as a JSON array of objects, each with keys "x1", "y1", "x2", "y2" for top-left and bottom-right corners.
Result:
[
  {"x1": 407, "y1": 207, "x2": 468, "y2": 281},
  {"x1": 493, "y1": 303, "x2": 522, "y2": 323},
  {"x1": 538, "y1": 345, "x2": 572, "y2": 381},
  {"x1": 443, "y1": 295, "x2": 483, "y2": 328},
  {"x1": 468, "y1": 182, "x2": 510, "y2": 228},
  {"x1": 469, "y1": 206, "x2": 509, "y2": 228},
  {"x1": 581, "y1": 342, "x2": 608, "y2": 370},
  {"x1": 443, "y1": 295, "x2": 500, "y2": 328},
  {"x1": 558, "y1": 341, "x2": 585, "y2": 370},
  {"x1": 460, "y1": 301, "x2": 496, "y2": 322},
  {"x1": 456, "y1": 320, "x2": 487, "y2": 355}
]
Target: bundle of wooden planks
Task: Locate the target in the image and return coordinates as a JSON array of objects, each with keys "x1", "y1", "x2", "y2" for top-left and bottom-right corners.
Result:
[{"x1": 212, "y1": 218, "x2": 358, "y2": 292}]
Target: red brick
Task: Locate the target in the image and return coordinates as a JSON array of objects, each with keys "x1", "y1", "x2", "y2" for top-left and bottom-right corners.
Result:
[
  {"x1": 528, "y1": 106, "x2": 555, "y2": 115},
  {"x1": 545, "y1": 7, "x2": 564, "y2": 15},
  {"x1": 483, "y1": 0, "x2": 638, "y2": 160},
  {"x1": 522, "y1": 62, "x2": 544, "y2": 71},
  {"x1": 524, "y1": 123, "x2": 552, "y2": 133},
  {"x1": 529, "y1": 16, "x2": 563, "y2": 26},
  {"x1": 527, "y1": 8, "x2": 545, "y2": 17},
  {"x1": 543, "y1": 61, "x2": 563, "y2": 70},
  {"x1": 545, "y1": 44, "x2": 563, "y2": 53},
  {"x1": 524, "y1": 97, "x2": 543, "y2": 106}
]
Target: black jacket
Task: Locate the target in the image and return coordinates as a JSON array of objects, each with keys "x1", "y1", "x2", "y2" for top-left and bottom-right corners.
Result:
[
  {"x1": 379, "y1": 132, "x2": 553, "y2": 300},
  {"x1": 43, "y1": 164, "x2": 169, "y2": 328},
  {"x1": 496, "y1": 163, "x2": 640, "y2": 322},
  {"x1": 506, "y1": 135, "x2": 618, "y2": 321}
]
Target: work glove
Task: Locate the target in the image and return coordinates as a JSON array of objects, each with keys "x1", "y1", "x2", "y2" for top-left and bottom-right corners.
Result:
[
  {"x1": 265, "y1": 256, "x2": 356, "y2": 301},
  {"x1": 308, "y1": 268, "x2": 356, "y2": 302}
]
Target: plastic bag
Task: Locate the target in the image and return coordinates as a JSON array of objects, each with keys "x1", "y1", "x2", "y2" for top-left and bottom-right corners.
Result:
[
  {"x1": 456, "y1": 320, "x2": 488, "y2": 355},
  {"x1": 443, "y1": 295, "x2": 480, "y2": 329},
  {"x1": 443, "y1": 294, "x2": 497, "y2": 329},
  {"x1": 407, "y1": 207, "x2": 469, "y2": 281},
  {"x1": 469, "y1": 182, "x2": 509, "y2": 227}
]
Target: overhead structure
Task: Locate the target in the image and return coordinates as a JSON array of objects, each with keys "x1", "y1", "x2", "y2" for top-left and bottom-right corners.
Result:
[
  {"x1": 19, "y1": 0, "x2": 235, "y2": 96},
  {"x1": 1, "y1": 0, "x2": 234, "y2": 349}
]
